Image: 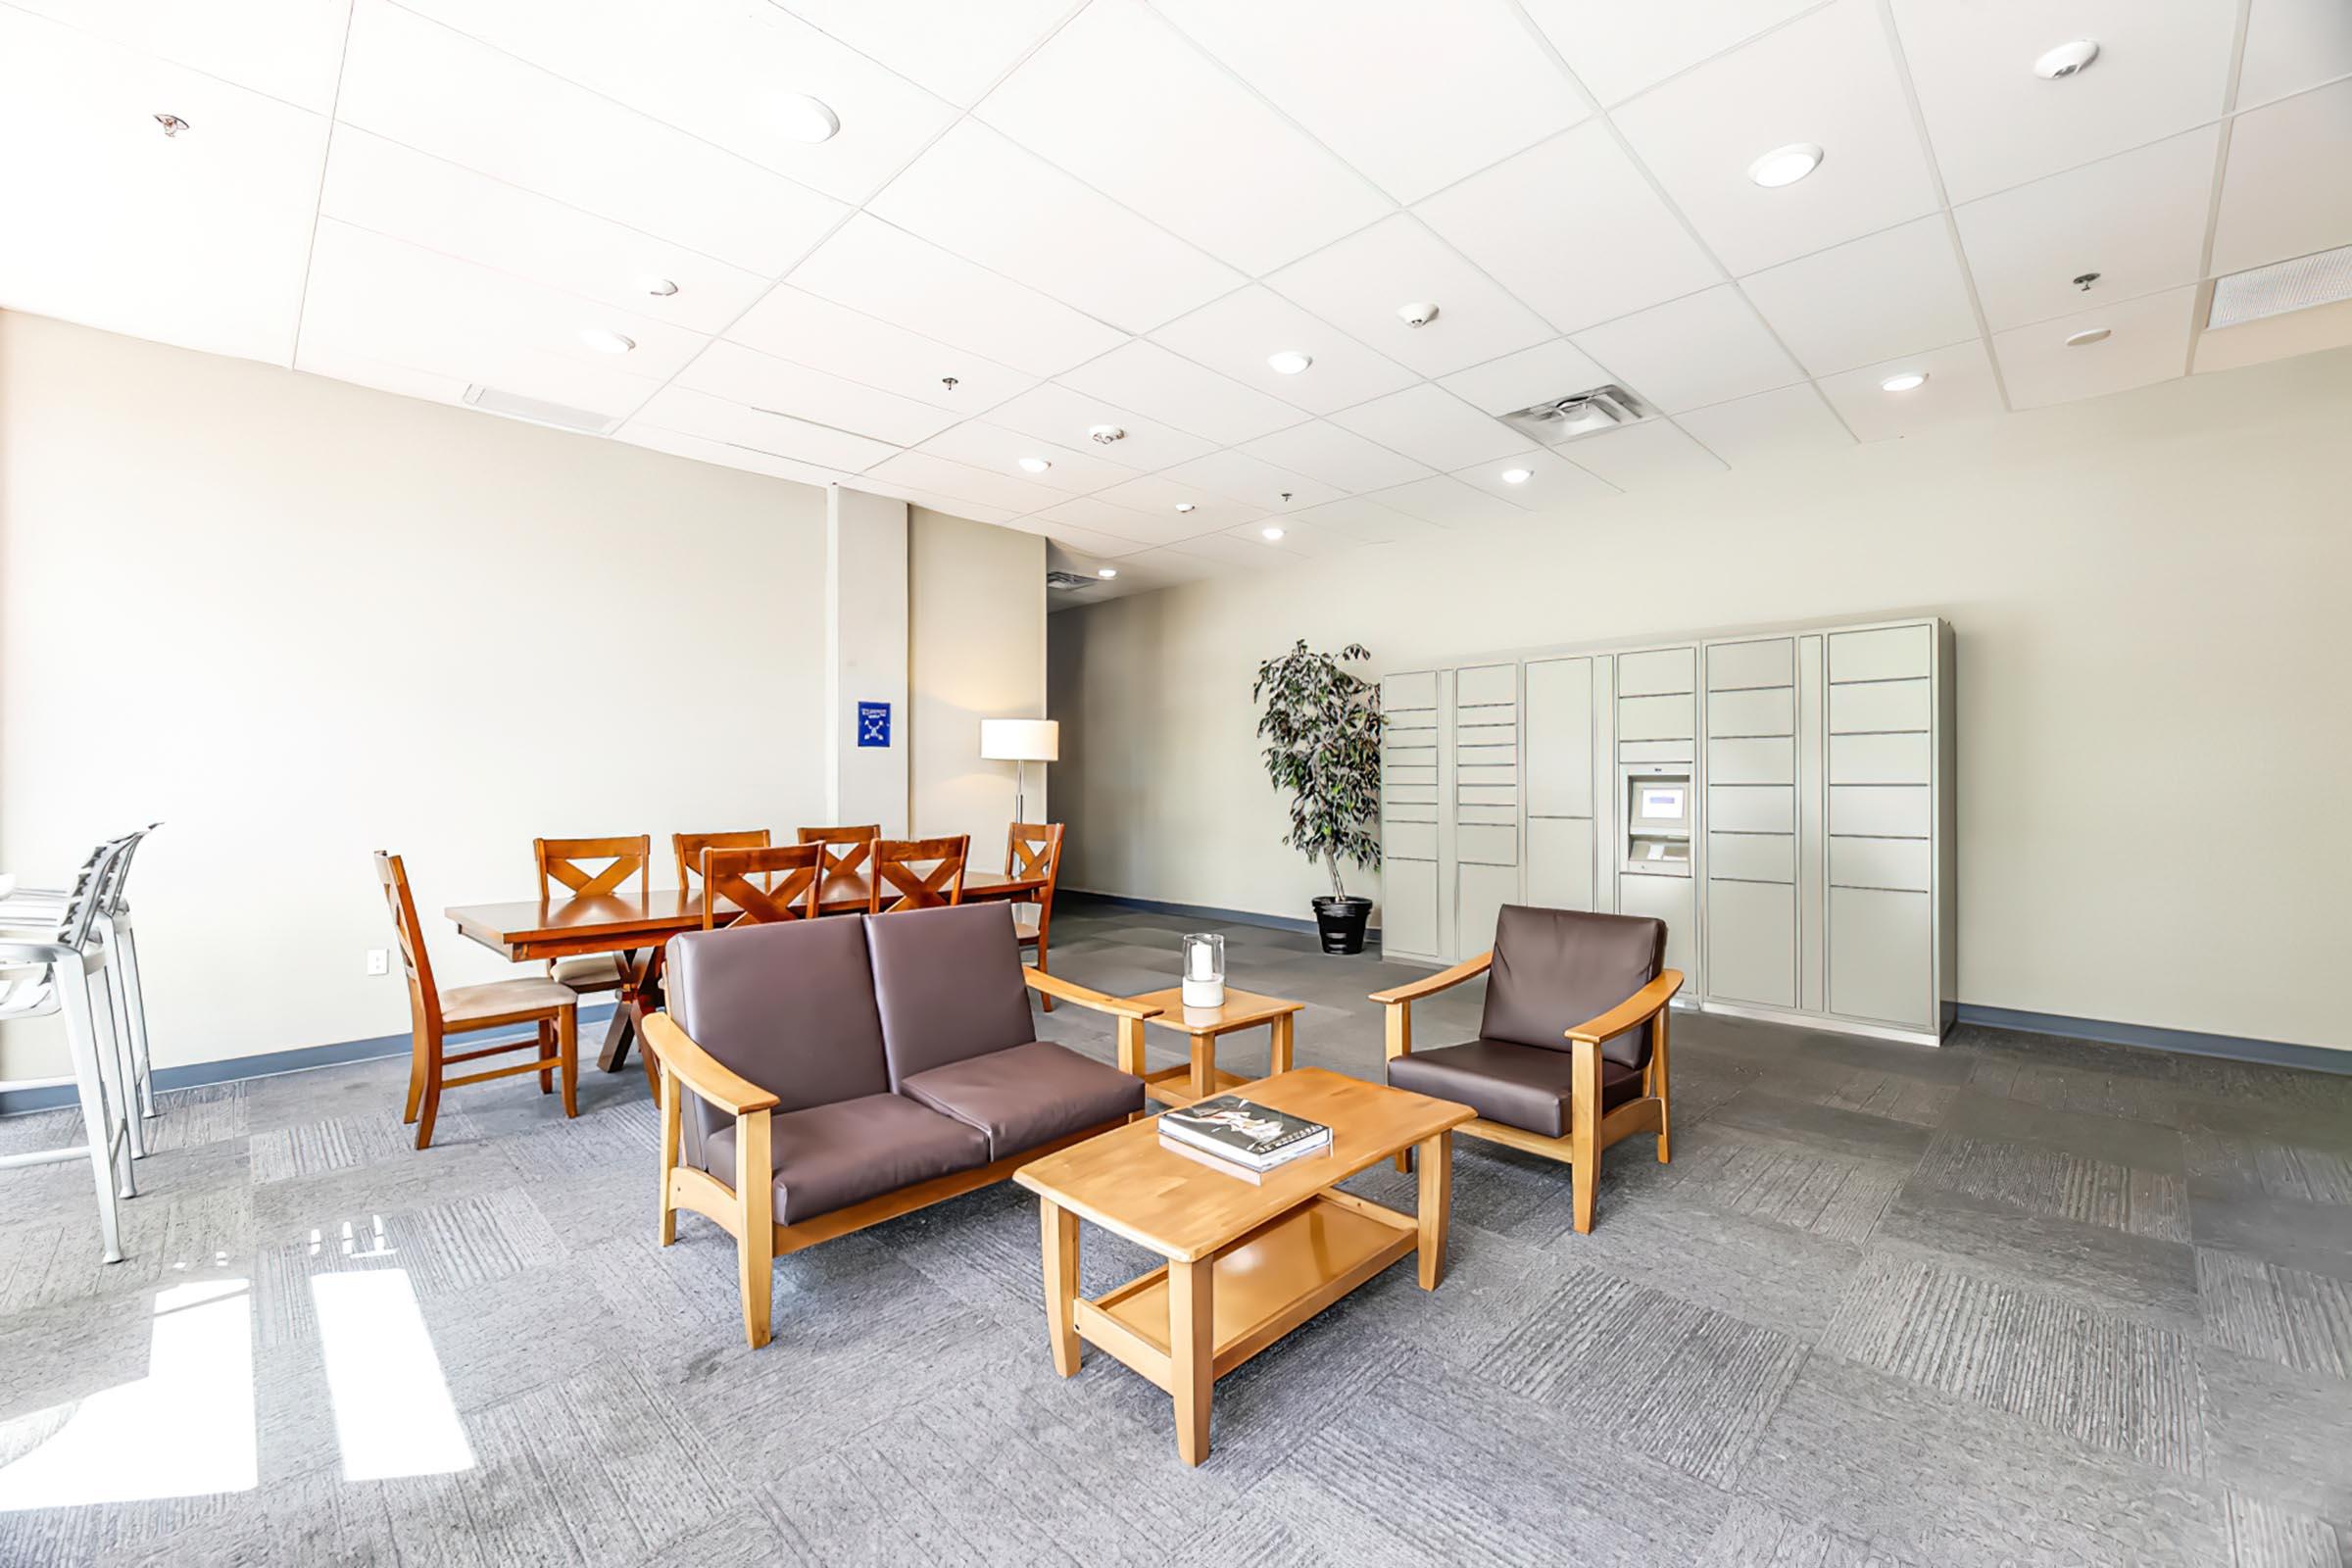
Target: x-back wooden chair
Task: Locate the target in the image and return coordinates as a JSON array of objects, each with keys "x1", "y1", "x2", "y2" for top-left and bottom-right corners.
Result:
[
  {"x1": 796, "y1": 824, "x2": 880, "y2": 881},
  {"x1": 1005, "y1": 822, "x2": 1066, "y2": 1008},
  {"x1": 533, "y1": 834, "x2": 651, "y2": 998},
  {"x1": 700, "y1": 844, "x2": 823, "y2": 928},
  {"x1": 869, "y1": 836, "x2": 968, "y2": 914},
  {"x1": 674, "y1": 830, "x2": 769, "y2": 893}
]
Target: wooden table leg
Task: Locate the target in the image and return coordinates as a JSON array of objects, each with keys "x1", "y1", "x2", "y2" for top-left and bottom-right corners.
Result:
[
  {"x1": 1269, "y1": 1013, "x2": 1294, "y2": 1076},
  {"x1": 597, "y1": 949, "x2": 641, "y2": 1073},
  {"x1": 1188, "y1": 1032, "x2": 1214, "y2": 1102},
  {"x1": 1042, "y1": 1199, "x2": 1080, "y2": 1378},
  {"x1": 1416, "y1": 1131, "x2": 1451, "y2": 1291},
  {"x1": 1169, "y1": 1255, "x2": 1214, "y2": 1466}
]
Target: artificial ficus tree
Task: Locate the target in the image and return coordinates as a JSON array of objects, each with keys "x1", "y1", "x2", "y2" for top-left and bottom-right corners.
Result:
[{"x1": 1250, "y1": 640, "x2": 1384, "y2": 899}]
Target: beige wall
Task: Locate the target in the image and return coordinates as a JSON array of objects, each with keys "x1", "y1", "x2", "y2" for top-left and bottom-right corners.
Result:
[
  {"x1": 908, "y1": 507, "x2": 1048, "y2": 855},
  {"x1": 1049, "y1": 346, "x2": 2352, "y2": 1053},
  {"x1": 0, "y1": 312, "x2": 1039, "y2": 1076}
]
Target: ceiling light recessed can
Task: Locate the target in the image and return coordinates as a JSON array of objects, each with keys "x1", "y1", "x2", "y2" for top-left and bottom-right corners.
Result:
[
  {"x1": 1879, "y1": 371, "x2": 1927, "y2": 392},
  {"x1": 2034, "y1": 40, "x2": 2100, "y2": 80},
  {"x1": 1174, "y1": 502, "x2": 1196, "y2": 513},
  {"x1": 1500, "y1": 466, "x2": 1533, "y2": 484},
  {"x1": 770, "y1": 92, "x2": 841, "y2": 143},
  {"x1": 1087, "y1": 424, "x2": 1125, "y2": 445},
  {"x1": 638, "y1": 275, "x2": 679, "y2": 297},
  {"x1": 1266, "y1": 350, "x2": 1313, "y2": 375},
  {"x1": 1096, "y1": 567, "x2": 1118, "y2": 579},
  {"x1": 1747, "y1": 142, "x2": 1824, "y2": 189},
  {"x1": 578, "y1": 326, "x2": 636, "y2": 355},
  {"x1": 1260, "y1": 525, "x2": 1286, "y2": 541},
  {"x1": 1017, "y1": 456, "x2": 1052, "y2": 474},
  {"x1": 2065, "y1": 326, "x2": 2112, "y2": 347}
]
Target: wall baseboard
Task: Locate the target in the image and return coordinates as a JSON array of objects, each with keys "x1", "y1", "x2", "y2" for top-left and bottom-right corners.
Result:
[
  {"x1": 0, "y1": 1004, "x2": 619, "y2": 1117},
  {"x1": 1954, "y1": 1004, "x2": 2348, "y2": 1076},
  {"x1": 1060, "y1": 889, "x2": 1379, "y2": 941}
]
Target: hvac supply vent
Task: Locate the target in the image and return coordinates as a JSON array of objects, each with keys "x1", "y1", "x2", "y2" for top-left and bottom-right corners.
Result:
[
  {"x1": 1045, "y1": 570, "x2": 1096, "y2": 592},
  {"x1": 1498, "y1": 383, "x2": 1657, "y2": 446},
  {"x1": 462, "y1": 385, "x2": 620, "y2": 435},
  {"x1": 2208, "y1": 244, "x2": 2352, "y2": 331}
]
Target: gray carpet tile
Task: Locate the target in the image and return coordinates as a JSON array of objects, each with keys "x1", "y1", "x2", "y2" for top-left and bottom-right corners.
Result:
[{"x1": 2, "y1": 902, "x2": 2350, "y2": 1563}]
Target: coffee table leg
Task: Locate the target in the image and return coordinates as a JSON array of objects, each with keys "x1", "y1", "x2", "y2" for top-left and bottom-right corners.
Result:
[
  {"x1": 1416, "y1": 1132, "x2": 1451, "y2": 1291},
  {"x1": 1042, "y1": 1199, "x2": 1080, "y2": 1377},
  {"x1": 1169, "y1": 1255, "x2": 1214, "y2": 1465},
  {"x1": 1269, "y1": 1013, "x2": 1294, "y2": 1075},
  {"x1": 1188, "y1": 1032, "x2": 1214, "y2": 1102}
]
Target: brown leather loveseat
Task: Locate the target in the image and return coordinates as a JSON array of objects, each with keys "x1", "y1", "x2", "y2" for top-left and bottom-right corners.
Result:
[{"x1": 645, "y1": 902, "x2": 1159, "y2": 1347}]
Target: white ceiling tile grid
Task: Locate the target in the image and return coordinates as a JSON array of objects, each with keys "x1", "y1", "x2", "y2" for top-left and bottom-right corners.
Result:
[{"x1": 10, "y1": 0, "x2": 2352, "y2": 593}]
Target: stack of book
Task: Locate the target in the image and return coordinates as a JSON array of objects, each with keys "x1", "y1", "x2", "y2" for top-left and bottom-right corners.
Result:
[{"x1": 1158, "y1": 1095, "x2": 1332, "y2": 1183}]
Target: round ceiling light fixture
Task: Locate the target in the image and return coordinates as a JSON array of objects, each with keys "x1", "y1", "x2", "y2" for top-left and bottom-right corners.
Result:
[
  {"x1": 1880, "y1": 371, "x2": 1928, "y2": 392},
  {"x1": 1017, "y1": 456, "x2": 1052, "y2": 474},
  {"x1": 639, "y1": 275, "x2": 679, "y2": 297},
  {"x1": 1096, "y1": 567, "x2": 1118, "y2": 579},
  {"x1": 1087, "y1": 423, "x2": 1125, "y2": 445},
  {"x1": 769, "y1": 92, "x2": 841, "y2": 143},
  {"x1": 1746, "y1": 142, "x2": 1824, "y2": 189},
  {"x1": 1174, "y1": 501, "x2": 1197, "y2": 513},
  {"x1": 2034, "y1": 40, "x2": 2100, "y2": 80},
  {"x1": 2065, "y1": 326, "x2": 2112, "y2": 347},
  {"x1": 1260, "y1": 524, "x2": 1286, "y2": 541},
  {"x1": 578, "y1": 326, "x2": 636, "y2": 355},
  {"x1": 1266, "y1": 350, "x2": 1313, "y2": 375},
  {"x1": 1500, "y1": 466, "x2": 1533, "y2": 485}
]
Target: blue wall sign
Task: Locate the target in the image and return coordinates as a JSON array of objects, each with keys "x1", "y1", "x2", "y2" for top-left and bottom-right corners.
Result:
[{"x1": 857, "y1": 702, "x2": 892, "y2": 748}]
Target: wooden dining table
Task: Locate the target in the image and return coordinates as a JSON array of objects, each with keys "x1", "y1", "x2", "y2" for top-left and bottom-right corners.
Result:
[{"x1": 446, "y1": 866, "x2": 1044, "y2": 1077}]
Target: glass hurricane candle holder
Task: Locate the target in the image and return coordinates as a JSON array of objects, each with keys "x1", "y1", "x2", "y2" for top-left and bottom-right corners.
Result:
[{"x1": 1181, "y1": 932, "x2": 1225, "y2": 1009}]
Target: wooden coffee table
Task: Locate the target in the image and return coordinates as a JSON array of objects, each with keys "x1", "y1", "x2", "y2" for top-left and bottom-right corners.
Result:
[
  {"x1": 1118, "y1": 986, "x2": 1303, "y2": 1107},
  {"x1": 1013, "y1": 1068, "x2": 1474, "y2": 1466}
]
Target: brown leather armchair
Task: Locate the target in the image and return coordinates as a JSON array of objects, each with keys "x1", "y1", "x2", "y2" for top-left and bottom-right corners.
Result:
[{"x1": 1371, "y1": 905, "x2": 1682, "y2": 1234}]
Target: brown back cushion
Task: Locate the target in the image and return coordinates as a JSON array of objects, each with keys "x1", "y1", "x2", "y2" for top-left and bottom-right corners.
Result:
[
  {"x1": 863, "y1": 903, "x2": 1034, "y2": 1088},
  {"x1": 1479, "y1": 904, "x2": 1665, "y2": 1068},
  {"x1": 664, "y1": 918, "x2": 890, "y2": 1125}
]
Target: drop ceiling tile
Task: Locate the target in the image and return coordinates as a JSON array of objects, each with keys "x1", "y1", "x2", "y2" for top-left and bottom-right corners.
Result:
[
  {"x1": 1237, "y1": 421, "x2": 1433, "y2": 493},
  {"x1": 869, "y1": 120, "x2": 1241, "y2": 333},
  {"x1": 776, "y1": 0, "x2": 1076, "y2": 108},
  {"x1": 0, "y1": 10, "x2": 323, "y2": 367},
  {"x1": 1366, "y1": 474, "x2": 1528, "y2": 529},
  {"x1": 1085, "y1": 546, "x2": 1226, "y2": 589},
  {"x1": 673, "y1": 341, "x2": 958, "y2": 446},
  {"x1": 1816, "y1": 338, "x2": 2004, "y2": 441},
  {"x1": 1170, "y1": 531, "x2": 1311, "y2": 568},
  {"x1": 980, "y1": 382, "x2": 1217, "y2": 471},
  {"x1": 1889, "y1": 0, "x2": 2238, "y2": 204},
  {"x1": 1264, "y1": 215, "x2": 1556, "y2": 377},
  {"x1": 2211, "y1": 77, "x2": 2352, "y2": 277},
  {"x1": 635, "y1": 385, "x2": 902, "y2": 470},
  {"x1": 1561, "y1": 421, "x2": 1728, "y2": 488},
  {"x1": 1150, "y1": 286, "x2": 1419, "y2": 415},
  {"x1": 618, "y1": 421, "x2": 852, "y2": 489},
  {"x1": 860, "y1": 481, "x2": 1020, "y2": 526},
  {"x1": 1675, "y1": 383, "x2": 1856, "y2": 466},
  {"x1": 864, "y1": 449, "x2": 1071, "y2": 513},
  {"x1": 1031, "y1": 496, "x2": 1214, "y2": 548},
  {"x1": 338, "y1": 2, "x2": 844, "y2": 276},
  {"x1": 1570, "y1": 285, "x2": 1803, "y2": 412},
  {"x1": 2238, "y1": 0, "x2": 2352, "y2": 107},
  {"x1": 1219, "y1": 516, "x2": 1353, "y2": 559},
  {"x1": 1152, "y1": 450, "x2": 1343, "y2": 512},
  {"x1": 1032, "y1": 519, "x2": 1159, "y2": 559},
  {"x1": 1439, "y1": 338, "x2": 1618, "y2": 415},
  {"x1": 1414, "y1": 122, "x2": 1722, "y2": 334},
  {"x1": 1614, "y1": 0, "x2": 1939, "y2": 274},
  {"x1": 1084, "y1": 475, "x2": 1257, "y2": 530},
  {"x1": 1288, "y1": 497, "x2": 1435, "y2": 544},
  {"x1": 1521, "y1": 0, "x2": 1822, "y2": 108},
  {"x1": 1955, "y1": 127, "x2": 2220, "y2": 332},
  {"x1": 320, "y1": 129, "x2": 772, "y2": 336},
  {"x1": 913, "y1": 421, "x2": 1138, "y2": 493},
  {"x1": 1151, "y1": 0, "x2": 1589, "y2": 204},
  {"x1": 975, "y1": 0, "x2": 1388, "y2": 272},
  {"x1": 725, "y1": 287, "x2": 1037, "y2": 415},
  {"x1": 2194, "y1": 297, "x2": 2352, "y2": 374},
  {"x1": 390, "y1": 0, "x2": 956, "y2": 204},
  {"x1": 786, "y1": 215, "x2": 1126, "y2": 378},
  {"x1": 10, "y1": 0, "x2": 351, "y2": 111},
  {"x1": 1740, "y1": 216, "x2": 1980, "y2": 376},
  {"x1": 1327, "y1": 384, "x2": 1528, "y2": 470},
  {"x1": 293, "y1": 343, "x2": 472, "y2": 410},
  {"x1": 1991, "y1": 286, "x2": 2196, "y2": 409},
  {"x1": 1450, "y1": 448, "x2": 1620, "y2": 509},
  {"x1": 1055, "y1": 340, "x2": 1307, "y2": 445}
]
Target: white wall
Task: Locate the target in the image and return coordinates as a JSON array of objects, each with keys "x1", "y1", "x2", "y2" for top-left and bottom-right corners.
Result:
[
  {"x1": 1049, "y1": 347, "x2": 2352, "y2": 1054},
  {"x1": 908, "y1": 506, "x2": 1047, "y2": 854}
]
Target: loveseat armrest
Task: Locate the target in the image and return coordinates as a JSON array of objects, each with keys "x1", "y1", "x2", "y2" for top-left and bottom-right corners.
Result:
[
  {"x1": 642, "y1": 1011, "x2": 779, "y2": 1115},
  {"x1": 1368, "y1": 951, "x2": 1492, "y2": 1006},
  {"x1": 1564, "y1": 969, "x2": 1685, "y2": 1047},
  {"x1": 1024, "y1": 966, "x2": 1163, "y2": 1021}
]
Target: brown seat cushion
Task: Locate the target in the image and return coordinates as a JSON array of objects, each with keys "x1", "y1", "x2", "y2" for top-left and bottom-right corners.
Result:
[
  {"x1": 863, "y1": 903, "x2": 1036, "y2": 1089},
  {"x1": 1386, "y1": 1038, "x2": 1644, "y2": 1139},
  {"x1": 704, "y1": 1093, "x2": 989, "y2": 1226},
  {"x1": 1482, "y1": 904, "x2": 1666, "y2": 1069},
  {"x1": 899, "y1": 1041, "x2": 1143, "y2": 1160}
]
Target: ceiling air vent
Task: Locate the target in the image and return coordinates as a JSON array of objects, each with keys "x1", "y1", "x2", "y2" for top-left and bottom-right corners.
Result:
[
  {"x1": 1498, "y1": 384, "x2": 1656, "y2": 447},
  {"x1": 462, "y1": 384, "x2": 620, "y2": 435},
  {"x1": 2208, "y1": 244, "x2": 2352, "y2": 331},
  {"x1": 1045, "y1": 569, "x2": 1096, "y2": 592}
]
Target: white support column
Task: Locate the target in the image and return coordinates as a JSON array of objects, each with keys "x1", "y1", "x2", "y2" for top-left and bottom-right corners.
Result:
[{"x1": 824, "y1": 486, "x2": 909, "y2": 835}]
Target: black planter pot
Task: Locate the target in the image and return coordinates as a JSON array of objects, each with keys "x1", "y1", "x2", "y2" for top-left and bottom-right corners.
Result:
[{"x1": 1312, "y1": 895, "x2": 1374, "y2": 956}]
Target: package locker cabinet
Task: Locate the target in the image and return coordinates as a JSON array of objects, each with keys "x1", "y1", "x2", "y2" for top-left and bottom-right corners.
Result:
[
  {"x1": 1613, "y1": 646, "x2": 1697, "y2": 989},
  {"x1": 1379, "y1": 671, "x2": 1442, "y2": 960},
  {"x1": 1703, "y1": 635, "x2": 1798, "y2": 1011},
  {"x1": 1523, "y1": 657, "x2": 1595, "y2": 912},
  {"x1": 1452, "y1": 663, "x2": 1523, "y2": 961}
]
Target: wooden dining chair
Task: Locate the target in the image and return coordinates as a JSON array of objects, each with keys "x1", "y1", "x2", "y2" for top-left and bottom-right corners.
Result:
[
  {"x1": 869, "y1": 836, "x2": 969, "y2": 914},
  {"x1": 533, "y1": 834, "x2": 652, "y2": 1000},
  {"x1": 1006, "y1": 822, "x2": 1067, "y2": 1009},
  {"x1": 376, "y1": 853, "x2": 577, "y2": 1150},
  {"x1": 796, "y1": 824, "x2": 880, "y2": 881},
  {"x1": 675, "y1": 830, "x2": 769, "y2": 892},
  {"x1": 700, "y1": 844, "x2": 823, "y2": 928}
]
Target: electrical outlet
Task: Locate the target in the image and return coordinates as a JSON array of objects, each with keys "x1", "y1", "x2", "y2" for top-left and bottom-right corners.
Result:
[{"x1": 366, "y1": 949, "x2": 390, "y2": 977}]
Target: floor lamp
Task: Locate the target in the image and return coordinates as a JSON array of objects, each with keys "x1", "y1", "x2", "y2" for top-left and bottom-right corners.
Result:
[{"x1": 980, "y1": 718, "x2": 1059, "y2": 823}]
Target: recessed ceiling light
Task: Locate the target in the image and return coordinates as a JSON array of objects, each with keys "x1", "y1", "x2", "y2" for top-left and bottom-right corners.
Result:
[
  {"x1": 2033, "y1": 40, "x2": 2100, "y2": 80},
  {"x1": 638, "y1": 275, "x2": 679, "y2": 297},
  {"x1": 1088, "y1": 424, "x2": 1125, "y2": 445},
  {"x1": 1260, "y1": 525, "x2": 1287, "y2": 541},
  {"x1": 1746, "y1": 142, "x2": 1824, "y2": 189},
  {"x1": 578, "y1": 326, "x2": 636, "y2": 355},
  {"x1": 1879, "y1": 371, "x2": 1927, "y2": 392},
  {"x1": 1017, "y1": 456, "x2": 1052, "y2": 474},
  {"x1": 1500, "y1": 466, "x2": 1533, "y2": 484},
  {"x1": 1174, "y1": 502, "x2": 1197, "y2": 514},
  {"x1": 2065, "y1": 327, "x2": 2112, "y2": 347},
  {"x1": 1097, "y1": 567, "x2": 1118, "y2": 579},
  {"x1": 1266, "y1": 350, "x2": 1313, "y2": 375},
  {"x1": 769, "y1": 92, "x2": 841, "y2": 143}
]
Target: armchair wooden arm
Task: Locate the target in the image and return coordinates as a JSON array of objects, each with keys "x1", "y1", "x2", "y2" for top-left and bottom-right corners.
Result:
[
  {"x1": 642, "y1": 1011, "x2": 778, "y2": 1115},
  {"x1": 1563, "y1": 969, "x2": 1684, "y2": 1046},
  {"x1": 1024, "y1": 966, "x2": 1164, "y2": 1020},
  {"x1": 1368, "y1": 951, "x2": 1492, "y2": 1006}
]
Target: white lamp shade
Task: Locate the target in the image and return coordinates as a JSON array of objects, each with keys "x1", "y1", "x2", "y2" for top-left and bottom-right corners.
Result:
[{"x1": 980, "y1": 718, "x2": 1059, "y2": 762}]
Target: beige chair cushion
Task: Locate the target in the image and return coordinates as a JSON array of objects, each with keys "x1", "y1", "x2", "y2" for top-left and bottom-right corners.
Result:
[
  {"x1": 441, "y1": 976, "x2": 575, "y2": 1026},
  {"x1": 1010, "y1": 905, "x2": 1043, "y2": 938},
  {"x1": 549, "y1": 954, "x2": 625, "y2": 991}
]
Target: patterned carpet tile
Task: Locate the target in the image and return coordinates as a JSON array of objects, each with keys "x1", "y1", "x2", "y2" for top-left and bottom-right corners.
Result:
[
  {"x1": 1910, "y1": 1130, "x2": 2191, "y2": 1244},
  {"x1": 2199, "y1": 1348, "x2": 2352, "y2": 1522},
  {"x1": 2224, "y1": 1490, "x2": 2352, "y2": 1568},
  {"x1": 2185, "y1": 1131, "x2": 2352, "y2": 1208},
  {"x1": 2199, "y1": 1248, "x2": 2352, "y2": 1382},
  {"x1": 1645, "y1": 1126, "x2": 1905, "y2": 1244},
  {"x1": 1698, "y1": 1497, "x2": 1916, "y2": 1567}
]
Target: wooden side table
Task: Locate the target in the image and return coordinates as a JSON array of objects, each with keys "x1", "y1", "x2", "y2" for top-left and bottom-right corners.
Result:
[{"x1": 1118, "y1": 986, "x2": 1302, "y2": 1107}]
